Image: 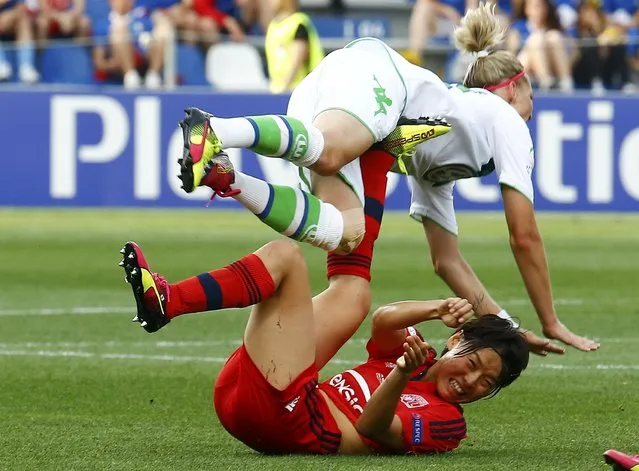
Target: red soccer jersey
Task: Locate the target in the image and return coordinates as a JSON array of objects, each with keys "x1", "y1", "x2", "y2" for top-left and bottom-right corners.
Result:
[{"x1": 319, "y1": 327, "x2": 467, "y2": 455}]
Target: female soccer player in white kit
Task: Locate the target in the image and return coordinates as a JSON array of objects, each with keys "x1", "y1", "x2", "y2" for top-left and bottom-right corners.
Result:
[{"x1": 176, "y1": 3, "x2": 599, "y2": 354}]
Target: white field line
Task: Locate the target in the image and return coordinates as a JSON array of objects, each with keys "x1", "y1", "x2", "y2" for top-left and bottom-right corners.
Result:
[
  {"x1": 0, "y1": 348, "x2": 638, "y2": 371},
  {"x1": 0, "y1": 335, "x2": 636, "y2": 350},
  {"x1": 0, "y1": 298, "x2": 621, "y2": 317}
]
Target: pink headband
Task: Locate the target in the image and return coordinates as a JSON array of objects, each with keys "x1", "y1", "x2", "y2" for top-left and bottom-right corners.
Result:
[{"x1": 484, "y1": 71, "x2": 526, "y2": 91}]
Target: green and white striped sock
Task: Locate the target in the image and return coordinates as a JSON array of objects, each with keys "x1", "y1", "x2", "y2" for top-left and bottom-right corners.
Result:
[
  {"x1": 209, "y1": 115, "x2": 324, "y2": 167},
  {"x1": 230, "y1": 172, "x2": 344, "y2": 251}
]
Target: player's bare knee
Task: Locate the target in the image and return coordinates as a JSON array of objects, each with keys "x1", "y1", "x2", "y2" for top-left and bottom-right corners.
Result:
[
  {"x1": 335, "y1": 208, "x2": 365, "y2": 255},
  {"x1": 271, "y1": 239, "x2": 306, "y2": 272},
  {"x1": 312, "y1": 150, "x2": 344, "y2": 176}
]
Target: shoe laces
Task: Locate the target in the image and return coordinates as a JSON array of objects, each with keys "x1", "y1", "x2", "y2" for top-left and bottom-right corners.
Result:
[
  {"x1": 152, "y1": 272, "x2": 170, "y2": 304},
  {"x1": 206, "y1": 187, "x2": 241, "y2": 207}
]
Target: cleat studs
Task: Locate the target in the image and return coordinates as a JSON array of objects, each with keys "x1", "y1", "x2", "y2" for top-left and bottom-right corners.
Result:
[
  {"x1": 124, "y1": 275, "x2": 130, "y2": 283},
  {"x1": 131, "y1": 268, "x2": 138, "y2": 276},
  {"x1": 120, "y1": 247, "x2": 126, "y2": 254},
  {"x1": 128, "y1": 253, "x2": 135, "y2": 259},
  {"x1": 140, "y1": 321, "x2": 148, "y2": 328},
  {"x1": 118, "y1": 260, "x2": 124, "y2": 267},
  {"x1": 132, "y1": 316, "x2": 139, "y2": 323}
]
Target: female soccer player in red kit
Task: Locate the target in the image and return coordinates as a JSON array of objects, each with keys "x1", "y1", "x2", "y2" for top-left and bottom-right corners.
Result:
[{"x1": 119, "y1": 150, "x2": 529, "y2": 455}]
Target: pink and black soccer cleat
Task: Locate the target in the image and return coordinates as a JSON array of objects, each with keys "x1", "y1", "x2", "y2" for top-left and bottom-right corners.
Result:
[
  {"x1": 119, "y1": 241, "x2": 170, "y2": 333},
  {"x1": 177, "y1": 107, "x2": 223, "y2": 193},
  {"x1": 604, "y1": 450, "x2": 639, "y2": 471}
]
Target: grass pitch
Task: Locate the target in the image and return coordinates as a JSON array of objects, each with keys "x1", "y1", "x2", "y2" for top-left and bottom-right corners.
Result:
[{"x1": 0, "y1": 209, "x2": 637, "y2": 470}]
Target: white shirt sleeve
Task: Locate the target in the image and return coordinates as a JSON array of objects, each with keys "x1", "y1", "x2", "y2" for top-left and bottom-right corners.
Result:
[
  {"x1": 408, "y1": 177, "x2": 458, "y2": 235},
  {"x1": 493, "y1": 115, "x2": 535, "y2": 203}
]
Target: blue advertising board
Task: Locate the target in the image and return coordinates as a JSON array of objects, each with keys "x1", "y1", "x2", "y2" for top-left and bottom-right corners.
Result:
[{"x1": 0, "y1": 89, "x2": 637, "y2": 211}]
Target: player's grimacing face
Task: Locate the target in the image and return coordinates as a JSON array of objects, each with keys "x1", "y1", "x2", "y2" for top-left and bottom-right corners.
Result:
[{"x1": 434, "y1": 347, "x2": 502, "y2": 404}]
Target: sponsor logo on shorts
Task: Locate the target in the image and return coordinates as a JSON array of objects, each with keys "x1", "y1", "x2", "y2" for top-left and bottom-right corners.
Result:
[
  {"x1": 291, "y1": 134, "x2": 308, "y2": 161},
  {"x1": 376, "y1": 372, "x2": 385, "y2": 385},
  {"x1": 401, "y1": 394, "x2": 429, "y2": 409},
  {"x1": 385, "y1": 362, "x2": 396, "y2": 369},
  {"x1": 373, "y1": 75, "x2": 393, "y2": 117},
  {"x1": 328, "y1": 373, "x2": 364, "y2": 413},
  {"x1": 285, "y1": 395, "x2": 301, "y2": 412},
  {"x1": 412, "y1": 413, "x2": 423, "y2": 445}
]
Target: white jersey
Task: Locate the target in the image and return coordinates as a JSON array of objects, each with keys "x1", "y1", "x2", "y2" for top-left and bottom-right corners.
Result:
[
  {"x1": 288, "y1": 38, "x2": 534, "y2": 224},
  {"x1": 400, "y1": 85, "x2": 534, "y2": 235}
]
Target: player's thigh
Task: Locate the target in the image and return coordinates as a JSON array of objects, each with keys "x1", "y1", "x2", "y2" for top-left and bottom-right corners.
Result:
[{"x1": 243, "y1": 242, "x2": 316, "y2": 391}]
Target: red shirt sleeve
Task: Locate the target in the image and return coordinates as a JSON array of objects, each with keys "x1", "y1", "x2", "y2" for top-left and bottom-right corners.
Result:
[{"x1": 398, "y1": 404, "x2": 466, "y2": 454}]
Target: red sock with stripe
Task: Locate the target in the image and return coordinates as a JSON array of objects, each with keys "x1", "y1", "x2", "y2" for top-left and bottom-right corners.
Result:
[
  {"x1": 165, "y1": 254, "x2": 275, "y2": 319},
  {"x1": 326, "y1": 149, "x2": 396, "y2": 281}
]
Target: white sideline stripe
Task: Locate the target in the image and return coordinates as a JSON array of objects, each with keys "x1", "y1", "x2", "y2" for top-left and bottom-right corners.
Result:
[
  {"x1": 0, "y1": 306, "x2": 135, "y2": 316},
  {"x1": 0, "y1": 297, "x2": 623, "y2": 316},
  {"x1": 0, "y1": 349, "x2": 638, "y2": 371},
  {"x1": 0, "y1": 336, "x2": 635, "y2": 349}
]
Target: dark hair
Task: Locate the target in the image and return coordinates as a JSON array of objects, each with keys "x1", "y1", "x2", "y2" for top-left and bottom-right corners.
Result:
[
  {"x1": 516, "y1": 0, "x2": 563, "y2": 32},
  {"x1": 442, "y1": 315, "x2": 530, "y2": 395}
]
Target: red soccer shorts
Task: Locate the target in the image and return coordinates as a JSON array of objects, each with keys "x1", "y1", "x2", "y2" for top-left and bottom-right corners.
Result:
[{"x1": 213, "y1": 345, "x2": 342, "y2": 454}]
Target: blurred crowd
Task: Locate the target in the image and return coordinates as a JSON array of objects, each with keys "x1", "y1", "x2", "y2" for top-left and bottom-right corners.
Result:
[
  {"x1": 0, "y1": 0, "x2": 637, "y2": 93},
  {"x1": 406, "y1": 0, "x2": 639, "y2": 92}
]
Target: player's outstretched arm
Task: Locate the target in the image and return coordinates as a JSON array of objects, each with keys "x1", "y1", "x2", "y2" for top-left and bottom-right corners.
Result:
[
  {"x1": 501, "y1": 185, "x2": 600, "y2": 352},
  {"x1": 422, "y1": 217, "x2": 566, "y2": 356}
]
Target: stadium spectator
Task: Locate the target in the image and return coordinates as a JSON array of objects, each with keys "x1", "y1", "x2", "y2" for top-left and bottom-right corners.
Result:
[
  {"x1": 265, "y1": 0, "x2": 324, "y2": 93},
  {"x1": 27, "y1": 0, "x2": 91, "y2": 46},
  {"x1": 406, "y1": 0, "x2": 513, "y2": 66},
  {"x1": 189, "y1": 0, "x2": 246, "y2": 46},
  {"x1": 406, "y1": 0, "x2": 468, "y2": 65},
  {"x1": 571, "y1": 0, "x2": 633, "y2": 93},
  {"x1": 218, "y1": 0, "x2": 271, "y2": 34},
  {"x1": 508, "y1": 0, "x2": 574, "y2": 91},
  {"x1": 92, "y1": 0, "x2": 171, "y2": 89},
  {"x1": 554, "y1": 0, "x2": 580, "y2": 29},
  {"x1": 0, "y1": 0, "x2": 39, "y2": 83},
  {"x1": 602, "y1": 0, "x2": 637, "y2": 31}
]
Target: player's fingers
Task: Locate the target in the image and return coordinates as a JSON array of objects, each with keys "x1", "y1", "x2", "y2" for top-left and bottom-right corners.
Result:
[
  {"x1": 450, "y1": 298, "x2": 469, "y2": 312},
  {"x1": 544, "y1": 342, "x2": 566, "y2": 355},
  {"x1": 405, "y1": 345, "x2": 418, "y2": 367}
]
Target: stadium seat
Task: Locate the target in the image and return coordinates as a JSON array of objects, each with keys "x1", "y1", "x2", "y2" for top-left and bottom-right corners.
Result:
[
  {"x1": 176, "y1": 43, "x2": 208, "y2": 86},
  {"x1": 39, "y1": 45, "x2": 94, "y2": 85},
  {"x1": 205, "y1": 43, "x2": 269, "y2": 91}
]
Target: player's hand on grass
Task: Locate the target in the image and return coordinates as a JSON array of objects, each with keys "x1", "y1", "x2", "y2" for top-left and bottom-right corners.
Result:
[
  {"x1": 542, "y1": 321, "x2": 600, "y2": 352},
  {"x1": 521, "y1": 330, "x2": 566, "y2": 356},
  {"x1": 437, "y1": 297, "x2": 474, "y2": 328},
  {"x1": 396, "y1": 335, "x2": 430, "y2": 375}
]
